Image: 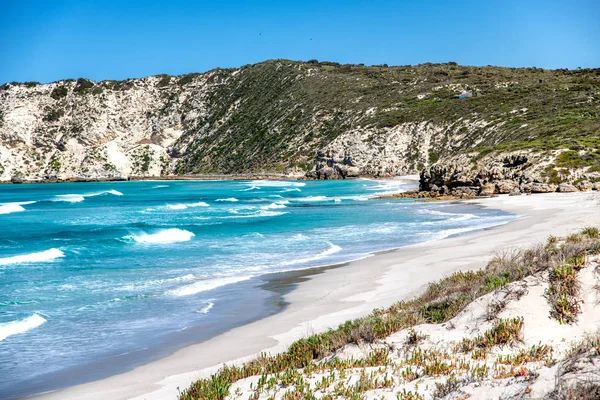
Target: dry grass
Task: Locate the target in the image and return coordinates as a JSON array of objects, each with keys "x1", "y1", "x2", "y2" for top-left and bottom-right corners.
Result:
[
  {"x1": 179, "y1": 229, "x2": 600, "y2": 400},
  {"x1": 553, "y1": 333, "x2": 600, "y2": 400}
]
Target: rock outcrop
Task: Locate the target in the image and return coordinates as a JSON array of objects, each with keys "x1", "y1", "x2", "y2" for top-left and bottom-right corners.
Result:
[
  {"x1": 419, "y1": 151, "x2": 600, "y2": 196},
  {"x1": 1, "y1": 60, "x2": 599, "y2": 182}
]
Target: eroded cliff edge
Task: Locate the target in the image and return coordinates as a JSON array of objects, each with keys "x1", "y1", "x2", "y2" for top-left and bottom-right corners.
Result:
[{"x1": 0, "y1": 60, "x2": 598, "y2": 183}]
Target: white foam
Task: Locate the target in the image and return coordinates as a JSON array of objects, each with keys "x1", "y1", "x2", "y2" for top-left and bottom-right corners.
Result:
[
  {"x1": 167, "y1": 276, "x2": 249, "y2": 297},
  {"x1": 0, "y1": 204, "x2": 26, "y2": 214},
  {"x1": 242, "y1": 186, "x2": 261, "y2": 191},
  {"x1": 51, "y1": 189, "x2": 123, "y2": 203},
  {"x1": 118, "y1": 273, "x2": 197, "y2": 291},
  {"x1": 188, "y1": 201, "x2": 210, "y2": 207},
  {"x1": 280, "y1": 243, "x2": 342, "y2": 266},
  {"x1": 216, "y1": 198, "x2": 239, "y2": 202},
  {"x1": 167, "y1": 204, "x2": 188, "y2": 210},
  {"x1": 260, "y1": 200, "x2": 289, "y2": 210},
  {"x1": 293, "y1": 196, "x2": 329, "y2": 202},
  {"x1": 0, "y1": 314, "x2": 47, "y2": 341},
  {"x1": 247, "y1": 180, "x2": 306, "y2": 188},
  {"x1": 282, "y1": 188, "x2": 302, "y2": 192},
  {"x1": 152, "y1": 185, "x2": 169, "y2": 189},
  {"x1": 222, "y1": 210, "x2": 288, "y2": 219},
  {"x1": 126, "y1": 228, "x2": 195, "y2": 244},
  {"x1": 0, "y1": 248, "x2": 64, "y2": 266},
  {"x1": 166, "y1": 201, "x2": 210, "y2": 210},
  {"x1": 197, "y1": 301, "x2": 215, "y2": 314},
  {"x1": 52, "y1": 194, "x2": 85, "y2": 203}
]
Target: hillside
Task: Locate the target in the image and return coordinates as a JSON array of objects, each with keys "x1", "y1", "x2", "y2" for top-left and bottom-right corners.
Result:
[{"x1": 0, "y1": 60, "x2": 599, "y2": 183}]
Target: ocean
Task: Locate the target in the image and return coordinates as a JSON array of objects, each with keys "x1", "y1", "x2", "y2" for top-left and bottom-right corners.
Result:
[{"x1": 0, "y1": 179, "x2": 517, "y2": 398}]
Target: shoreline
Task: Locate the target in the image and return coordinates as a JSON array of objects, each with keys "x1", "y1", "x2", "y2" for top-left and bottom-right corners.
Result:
[
  {"x1": 0, "y1": 174, "x2": 419, "y2": 185},
  {"x1": 33, "y1": 192, "x2": 600, "y2": 400}
]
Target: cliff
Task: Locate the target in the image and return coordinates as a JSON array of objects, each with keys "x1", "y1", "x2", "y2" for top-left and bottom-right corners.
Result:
[{"x1": 0, "y1": 60, "x2": 598, "y2": 182}]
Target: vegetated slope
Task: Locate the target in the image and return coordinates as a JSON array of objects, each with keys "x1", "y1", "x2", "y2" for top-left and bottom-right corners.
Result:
[{"x1": 0, "y1": 60, "x2": 598, "y2": 182}]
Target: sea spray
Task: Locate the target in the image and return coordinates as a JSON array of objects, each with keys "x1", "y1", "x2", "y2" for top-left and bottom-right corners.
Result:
[{"x1": 125, "y1": 228, "x2": 195, "y2": 244}]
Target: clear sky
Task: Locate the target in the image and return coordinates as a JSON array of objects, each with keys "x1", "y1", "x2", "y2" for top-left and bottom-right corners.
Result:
[{"x1": 1, "y1": 0, "x2": 599, "y2": 84}]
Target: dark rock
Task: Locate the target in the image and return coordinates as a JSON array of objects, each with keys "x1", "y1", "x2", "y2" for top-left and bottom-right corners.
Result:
[
  {"x1": 11, "y1": 171, "x2": 25, "y2": 183},
  {"x1": 557, "y1": 183, "x2": 579, "y2": 193},
  {"x1": 509, "y1": 188, "x2": 521, "y2": 196},
  {"x1": 520, "y1": 182, "x2": 533, "y2": 193},
  {"x1": 503, "y1": 154, "x2": 528, "y2": 168},
  {"x1": 593, "y1": 182, "x2": 600, "y2": 191},
  {"x1": 450, "y1": 186, "x2": 478, "y2": 197},
  {"x1": 577, "y1": 180, "x2": 593, "y2": 192}
]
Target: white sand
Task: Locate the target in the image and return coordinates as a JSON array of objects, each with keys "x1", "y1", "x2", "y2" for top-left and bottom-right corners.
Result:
[{"x1": 35, "y1": 192, "x2": 600, "y2": 400}]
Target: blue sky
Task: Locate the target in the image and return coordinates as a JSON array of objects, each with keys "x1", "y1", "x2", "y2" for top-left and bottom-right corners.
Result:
[{"x1": 1, "y1": 0, "x2": 599, "y2": 83}]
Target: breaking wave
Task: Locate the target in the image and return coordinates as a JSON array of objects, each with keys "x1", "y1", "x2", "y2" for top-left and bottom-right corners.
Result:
[
  {"x1": 167, "y1": 276, "x2": 249, "y2": 297},
  {"x1": 166, "y1": 202, "x2": 210, "y2": 210},
  {"x1": 0, "y1": 314, "x2": 47, "y2": 342},
  {"x1": 280, "y1": 243, "x2": 342, "y2": 266},
  {"x1": 0, "y1": 248, "x2": 64, "y2": 266},
  {"x1": 51, "y1": 189, "x2": 123, "y2": 203},
  {"x1": 125, "y1": 228, "x2": 195, "y2": 244}
]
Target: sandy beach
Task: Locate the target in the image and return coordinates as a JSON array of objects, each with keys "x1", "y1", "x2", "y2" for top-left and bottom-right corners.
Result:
[{"x1": 34, "y1": 191, "x2": 600, "y2": 400}]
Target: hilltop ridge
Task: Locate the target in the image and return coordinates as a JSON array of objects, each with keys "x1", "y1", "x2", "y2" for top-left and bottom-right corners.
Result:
[{"x1": 0, "y1": 60, "x2": 598, "y2": 185}]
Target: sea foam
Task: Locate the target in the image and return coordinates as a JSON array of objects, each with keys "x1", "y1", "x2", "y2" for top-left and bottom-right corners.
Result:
[
  {"x1": 0, "y1": 314, "x2": 47, "y2": 342},
  {"x1": 51, "y1": 189, "x2": 123, "y2": 203},
  {"x1": 0, "y1": 204, "x2": 26, "y2": 215},
  {"x1": 167, "y1": 276, "x2": 249, "y2": 297},
  {"x1": 0, "y1": 248, "x2": 64, "y2": 266},
  {"x1": 166, "y1": 201, "x2": 210, "y2": 210},
  {"x1": 216, "y1": 198, "x2": 239, "y2": 202},
  {"x1": 126, "y1": 228, "x2": 195, "y2": 244},
  {"x1": 280, "y1": 243, "x2": 342, "y2": 266}
]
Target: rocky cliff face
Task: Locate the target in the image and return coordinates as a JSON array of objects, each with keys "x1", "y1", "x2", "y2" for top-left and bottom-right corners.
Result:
[{"x1": 1, "y1": 60, "x2": 598, "y2": 182}]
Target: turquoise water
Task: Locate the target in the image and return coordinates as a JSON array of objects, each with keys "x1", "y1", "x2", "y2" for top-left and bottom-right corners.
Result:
[{"x1": 0, "y1": 179, "x2": 516, "y2": 397}]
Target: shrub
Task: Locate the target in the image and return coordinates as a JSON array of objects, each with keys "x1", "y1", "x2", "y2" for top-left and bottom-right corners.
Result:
[
  {"x1": 546, "y1": 265, "x2": 582, "y2": 324},
  {"x1": 50, "y1": 85, "x2": 68, "y2": 99},
  {"x1": 43, "y1": 108, "x2": 64, "y2": 122},
  {"x1": 74, "y1": 78, "x2": 95, "y2": 93}
]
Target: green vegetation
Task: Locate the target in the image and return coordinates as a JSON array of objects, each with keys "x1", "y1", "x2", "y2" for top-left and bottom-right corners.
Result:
[
  {"x1": 180, "y1": 228, "x2": 600, "y2": 400},
  {"x1": 73, "y1": 78, "x2": 96, "y2": 93},
  {"x1": 43, "y1": 107, "x2": 65, "y2": 122},
  {"x1": 50, "y1": 85, "x2": 69, "y2": 100},
  {"x1": 167, "y1": 60, "x2": 599, "y2": 174},
  {"x1": 546, "y1": 261, "x2": 584, "y2": 324}
]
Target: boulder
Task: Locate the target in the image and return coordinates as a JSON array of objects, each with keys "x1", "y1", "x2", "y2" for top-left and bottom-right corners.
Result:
[
  {"x1": 10, "y1": 172, "x2": 25, "y2": 184},
  {"x1": 593, "y1": 182, "x2": 600, "y2": 191},
  {"x1": 558, "y1": 183, "x2": 579, "y2": 193},
  {"x1": 479, "y1": 183, "x2": 496, "y2": 196},
  {"x1": 532, "y1": 183, "x2": 557, "y2": 193},
  {"x1": 316, "y1": 166, "x2": 335, "y2": 179},
  {"x1": 496, "y1": 180, "x2": 518, "y2": 194},
  {"x1": 577, "y1": 180, "x2": 593, "y2": 192},
  {"x1": 509, "y1": 188, "x2": 521, "y2": 196},
  {"x1": 450, "y1": 186, "x2": 478, "y2": 197},
  {"x1": 520, "y1": 182, "x2": 533, "y2": 193}
]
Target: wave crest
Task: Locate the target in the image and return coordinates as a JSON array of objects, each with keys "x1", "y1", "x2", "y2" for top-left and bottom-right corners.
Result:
[
  {"x1": 51, "y1": 189, "x2": 123, "y2": 203},
  {"x1": 0, "y1": 248, "x2": 64, "y2": 266},
  {"x1": 167, "y1": 276, "x2": 249, "y2": 297},
  {"x1": 125, "y1": 228, "x2": 195, "y2": 244},
  {"x1": 0, "y1": 204, "x2": 26, "y2": 215},
  {"x1": 0, "y1": 314, "x2": 47, "y2": 342}
]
